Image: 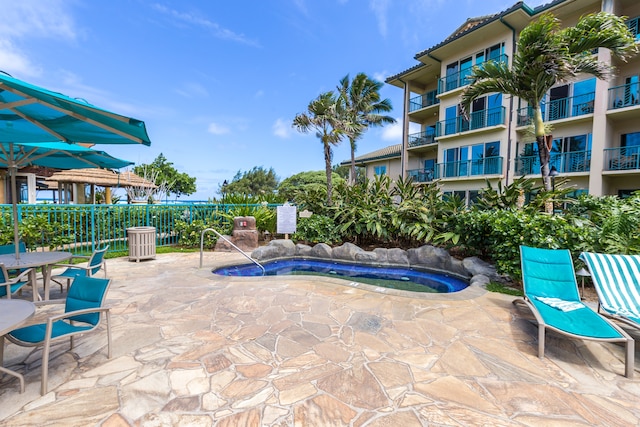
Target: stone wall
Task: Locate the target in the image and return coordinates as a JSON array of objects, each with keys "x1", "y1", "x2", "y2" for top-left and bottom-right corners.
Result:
[{"x1": 251, "y1": 240, "x2": 508, "y2": 288}]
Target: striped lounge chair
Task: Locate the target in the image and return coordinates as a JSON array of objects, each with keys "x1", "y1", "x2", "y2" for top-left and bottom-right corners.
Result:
[{"x1": 580, "y1": 252, "x2": 640, "y2": 331}]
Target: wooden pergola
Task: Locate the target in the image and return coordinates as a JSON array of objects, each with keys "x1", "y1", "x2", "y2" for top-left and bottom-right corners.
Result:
[{"x1": 44, "y1": 169, "x2": 156, "y2": 204}]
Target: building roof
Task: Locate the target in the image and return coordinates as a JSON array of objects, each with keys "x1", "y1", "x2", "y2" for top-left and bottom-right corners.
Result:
[
  {"x1": 386, "y1": 0, "x2": 567, "y2": 84},
  {"x1": 45, "y1": 169, "x2": 156, "y2": 189},
  {"x1": 340, "y1": 144, "x2": 402, "y2": 166}
]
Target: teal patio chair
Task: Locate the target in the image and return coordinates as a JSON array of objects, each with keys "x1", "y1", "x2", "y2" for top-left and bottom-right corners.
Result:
[
  {"x1": 514, "y1": 246, "x2": 634, "y2": 378},
  {"x1": 580, "y1": 252, "x2": 640, "y2": 331},
  {"x1": 51, "y1": 246, "x2": 109, "y2": 293},
  {"x1": 0, "y1": 263, "x2": 34, "y2": 299},
  {"x1": 2, "y1": 276, "x2": 112, "y2": 395}
]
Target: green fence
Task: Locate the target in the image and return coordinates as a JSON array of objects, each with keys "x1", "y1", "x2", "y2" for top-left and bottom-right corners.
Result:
[{"x1": 0, "y1": 203, "x2": 265, "y2": 254}]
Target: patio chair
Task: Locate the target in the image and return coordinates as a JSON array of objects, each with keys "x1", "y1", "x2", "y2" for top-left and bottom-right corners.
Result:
[
  {"x1": 579, "y1": 252, "x2": 640, "y2": 331},
  {"x1": 0, "y1": 263, "x2": 34, "y2": 299},
  {"x1": 0, "y1": 242, "x2": 29, "y2": 276},
  {"x1": 3, "y1": 276, "x2": 112, "y2": 395},
  {"x1": 51, "y1": 246, "x2": 109, "y2": 293},
  {"x1": 513, "y1": 246, "x2": 634, "y2": 378}
]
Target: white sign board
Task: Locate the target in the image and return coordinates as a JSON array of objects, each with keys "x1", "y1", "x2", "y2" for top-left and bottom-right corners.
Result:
[{"x1": 277, "y1": 204, "x2": 297, "y2": 234}]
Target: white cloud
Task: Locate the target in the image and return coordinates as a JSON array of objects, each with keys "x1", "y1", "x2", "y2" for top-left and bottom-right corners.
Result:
[
  {"x1": 208, "y1": 122, "x2": 231, "y2": 135},
  {"x1": 381, "y1": 118, "x2": 420, "y2": 141},
  {"x1": 369, "y1": 0, "x2": 390, "y2": 38},
  {"x1": 0, "y1": 40, "x2": 42, "y2": 77},
  {"x1": 152, "y1": 4, "x2": 260, "y2": 47},
  {"x1": 273, "y1": 118, "x2": 291, "y2": 138},
  {"x1": 174, "y1": 82, "x2": 209, "y2": 98}
]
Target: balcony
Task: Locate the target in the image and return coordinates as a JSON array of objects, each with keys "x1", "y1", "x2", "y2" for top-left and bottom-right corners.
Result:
[
  {"x1": 604, "y1": 146, "x2": 640, "y2": 171},
  {"x1": 409, "y1": 90, "x2": 439, "y2": 112},
  {"x1": 608, "y1": 82, "x2": 639, "y2": 110},
  {"x1": 435, "y1": 157, "x2": 503, "y2": 179},
  {"x1": 517, "y1": 92, "x2": 595, "y2": 127},
  {"x1": 436, "y1": 107, "x2": 505, "y2": 137},
  {"x1": 437, "y1": 54, "x2": 508, "y2": 94},
  {"x1": 627, "y1": 16, "x2": 639, "y2": 41},
  {"x1": 407, "y1": 168, "x2": 435, "y2": 183},
  {"x1": 408, "y1": 128, "x2": 436, "y2": 148},
  {"x1": 514, "y1": 150, "x2": 591, "y2": 175}
]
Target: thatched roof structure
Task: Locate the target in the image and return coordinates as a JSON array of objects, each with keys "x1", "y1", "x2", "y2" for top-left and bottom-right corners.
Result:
[{"x1": 45, "y1": 169, "x2": 156, "y2": 189}]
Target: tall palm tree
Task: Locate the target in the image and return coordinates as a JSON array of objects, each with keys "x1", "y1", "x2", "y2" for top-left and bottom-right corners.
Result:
[
  {"x1": 293, "y1": 91, "x2": 348, "y2": 205},
  {"x1": 461, "y1": 12, "x2": 637, "y2": 192},
  {"x1": 338, "y1": 73, "x2": 396, "y2": 185}
]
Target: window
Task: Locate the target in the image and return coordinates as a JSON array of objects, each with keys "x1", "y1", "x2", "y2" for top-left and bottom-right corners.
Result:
[
  {"x1": 442, "y1": 43, "x2": 505, "y2": 92},
  {"x1": 444, "y1": 141, "x2": 500, "y2": 177},
  {"x1": 374, "y1": 165, "x2": 386, "y2": 176},
  {"x1": 521, "y1": 134, "x2": 591, "y2": 174}
]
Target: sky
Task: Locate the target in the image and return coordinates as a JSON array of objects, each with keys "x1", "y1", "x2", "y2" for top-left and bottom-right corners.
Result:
[{"x1": 0, "y1": 0, "x2": 549, "y2": 201}]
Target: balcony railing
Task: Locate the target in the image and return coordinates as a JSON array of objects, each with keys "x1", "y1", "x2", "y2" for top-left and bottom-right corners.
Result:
[
  {"x1": 408, "y1": 128, "x2": 436, "y2": 148},
  {"x1": 435, "y1": 157, "x2": 503, "y2": 179},
  {"x1": 409, "y1": 90, "x2": 439, "y2": 112},
  {"x1": 438, "y1": 54, "x2": 508, "y2": 94},
  {"x1": 436, "y1": 107, "x2": 505, "y2": 137},
  {"x1": 514, "y1": 150, "x2": 591, "y2": 175},
  {"x1": 627, "y1": 16, "x2": 639, "y2": 41},
  {"x1": 517, "y1": 92, "x2": 595, "y2": 126},
  {"x1": 407, "y1": 168, "x2": 435, "y2": 183},
  {"x1": 604, "y1": 146, "x2": 640, "y2": 171},
  {"x1": 608, "y1": 82, "x2": 640, "y2": 110}
]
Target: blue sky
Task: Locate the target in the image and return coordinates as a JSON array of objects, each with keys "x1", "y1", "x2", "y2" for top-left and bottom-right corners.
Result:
[{"x1": 1, "y1": 0, "x2": 547, "y2": 201}]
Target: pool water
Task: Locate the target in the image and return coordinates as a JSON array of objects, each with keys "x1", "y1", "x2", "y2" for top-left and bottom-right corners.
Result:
[{"x1": 213, "y1": 259, "x2": 469, "y2": 293}]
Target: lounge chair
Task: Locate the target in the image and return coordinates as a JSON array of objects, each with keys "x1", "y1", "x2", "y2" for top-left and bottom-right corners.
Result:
[
  {"x1": 514, "y1": 246, "x2": 634, "y2": 378},
  {"x1": 3, "y1": 276, "x2": 112, "y2": 394},
  {"x1": 0, "y1": 264, "x2": 34, "y2": 299},
  {"x1": 51, "y1": 246, "x2": 108, "y2": 293},
  {"x1": 579, "y1": 252, "x2": 640, "y2": 331}
]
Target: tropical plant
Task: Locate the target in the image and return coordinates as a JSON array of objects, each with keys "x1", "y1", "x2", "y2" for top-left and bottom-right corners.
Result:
[
  {"x1": 337, "y1": 73, "x2": 395, "y2": 184},
  {"x1": 277, "y1": 170, "x2": 344, "y2": 206},
  {"x1": 219, "y1": 166, "x2": 280, "y2": 198},
  {"x1": 461, "y1": 12, "x2": 637, "y2": 195},
  {"x1": 134, "y1": 153, "x2": 196, "y2": 199},
  {"x1": 293, "y1": 91, "x2": 351, "y2": 205},
  {"x1": 292, "y1": 214, "x2": 341, "y2": 245}
]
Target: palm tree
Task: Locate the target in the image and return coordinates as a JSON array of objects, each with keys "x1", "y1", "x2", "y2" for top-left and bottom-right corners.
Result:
[
  {"x1": 338, "y1": 73, "x2": 396, "y2": 185},
  {"x1": 461, "y1": 12, "x2": 637, "y2": 193},
  {"x1": 293, "y1": 91, "x2": 348, "y2": 205}
]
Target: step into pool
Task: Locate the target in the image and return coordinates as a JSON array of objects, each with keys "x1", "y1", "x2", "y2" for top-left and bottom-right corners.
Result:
[{"x1": 213, "y1": 259, "x2": 469, "y2": 293}]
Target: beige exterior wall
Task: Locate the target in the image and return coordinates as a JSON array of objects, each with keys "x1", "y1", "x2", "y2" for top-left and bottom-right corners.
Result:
[{"x1": 382, "y1": 0, "x2": 640, "y2": 202}]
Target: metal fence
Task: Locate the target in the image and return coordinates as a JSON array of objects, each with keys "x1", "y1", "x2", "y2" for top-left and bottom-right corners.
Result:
[{"x1": 0, "y1": 203, "x2": 269, "y2": 254}]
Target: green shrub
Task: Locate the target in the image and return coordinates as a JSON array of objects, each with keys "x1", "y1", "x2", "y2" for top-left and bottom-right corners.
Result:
[{"x1": 292, "y1": 215, "x2": 341, "y2": 245}]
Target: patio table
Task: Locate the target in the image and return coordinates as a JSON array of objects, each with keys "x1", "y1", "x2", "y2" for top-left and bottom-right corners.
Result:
[
  {"x1": 0, "y1": 299, "x2": 35, "y2": 392},
  {"x1": 0, "y1": 251, "x2": 72, "y2": 301}
]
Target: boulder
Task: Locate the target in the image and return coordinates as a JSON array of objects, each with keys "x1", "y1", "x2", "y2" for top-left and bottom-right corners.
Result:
[
  {"x1": 470, "y1": 274, "x2": 491, "y2": 288},
  {"x1": 252, "y1": 239, "x2": 295, "y2": 260},
  {"x1": 372, "y1": 248, "x2": 388, "y2": 264},
  {"x1": 354, "y1": 251, "x2": 378, "y2": 263},
  {"x1": 295, "y1": 243, "x2": 313, "y2": 257},
  {"x1": 332, "y1": 242, "x2": 364, "y2": 261},
  {"x1": 387, "y1": 248, "x2": 409, "y2": 266},
  {"x1": 214, "y1": 235, "x2": 234, "y2": 252},
  {"x1": 310, "y1": 243, "x2": 333, "y2": 259},
  {"x1": 231, "y1": 229, "x2": 258, "y2": 252},
  {"x1": 463, "y1": 257, "x2": 507, "y2": 283},
  {"x1": 407, "y1": 245, "x2": 450, "y2": 270}
]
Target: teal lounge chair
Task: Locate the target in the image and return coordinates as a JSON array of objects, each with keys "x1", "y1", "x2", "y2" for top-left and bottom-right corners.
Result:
[
  {"x1": 580, "y1": 252, "x2": 640, "y2": 331},
  {"x1": 51, "y1": 246, "x2": 108, "y2": 293},
  {"x1": 514, "y1": 246, "x2": 634, "y2": 378},
  {"x1": 3, "y1": 276, "x2": 112, "y2": 395},
  {"x1": 0, "y1": 264, "x2": 34, "y2": 299}
]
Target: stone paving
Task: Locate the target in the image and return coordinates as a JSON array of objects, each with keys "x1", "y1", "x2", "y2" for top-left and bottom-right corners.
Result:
[{"x1": 0, "y1": 251, "x2": 639, "y2": 426}]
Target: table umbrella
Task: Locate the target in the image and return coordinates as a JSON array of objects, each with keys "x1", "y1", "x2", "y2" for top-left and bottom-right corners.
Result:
[
  {"x1": 0, "y1": 71, "x2": 151, "y2": 259},
  {"x1": 0, "y1": 142, "x2": 133, "y2": 259}
]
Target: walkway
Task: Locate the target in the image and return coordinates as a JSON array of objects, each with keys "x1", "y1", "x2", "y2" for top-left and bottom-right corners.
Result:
[{"x1": 1, "y1": 252, "x2": 638, "y2": 426}]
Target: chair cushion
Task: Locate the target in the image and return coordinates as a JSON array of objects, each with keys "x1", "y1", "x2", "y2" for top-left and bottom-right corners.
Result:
[
  {"x1": 9, "y1": 320, "x2": 93, "y2": 344},
  {"x1": 56, "y1": 268, "x2": 89, "y2": 279},
  {"x1": 0, "y1": 282, "x2": 26, "y2": 297}
]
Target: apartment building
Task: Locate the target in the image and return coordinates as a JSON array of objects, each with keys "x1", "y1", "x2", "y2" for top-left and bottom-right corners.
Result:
[{"x1": 374, "y1": 0, "x2": 640, "y2": 203}]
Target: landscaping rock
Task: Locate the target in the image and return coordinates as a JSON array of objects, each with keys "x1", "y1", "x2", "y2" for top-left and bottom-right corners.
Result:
[
  {"x1": 470, "y1": 274, "x2": 491, "y2": 288},
  {"x1": 372, "y1": 248, "x2": 388, "y2": 264},
  {"x1": 387, "y1": 248, "x2": 409, "y2": 266},
  {"x1": 310, "y1": 243, "x2": 333, "y2": 259},
  {"x1": 407, "y1": 245, "x2": 450, "y2": 270},
  {"x1": 332, "y1": 242, "x2": 364, "y2": 261},
  {"x1": 295, "y1": 244, "x2": 313, "y2": 257},
  {"x1": 463, "y1": 257, "x2": 507, "y2": 283},
  {"x1": 354, "y1": 251, "x2": 378, "y2": 263},
  {"x1": 252, "y1": 239, "x2": 295, "y2": 260}
]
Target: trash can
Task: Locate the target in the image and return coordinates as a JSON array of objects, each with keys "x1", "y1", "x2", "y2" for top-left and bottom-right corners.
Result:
[{"x1": 127, "y1": 226, "x2": 156, "y2": 262}]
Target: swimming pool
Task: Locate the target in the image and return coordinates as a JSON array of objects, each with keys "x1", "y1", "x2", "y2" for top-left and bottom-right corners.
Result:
[{"x1": 213, "y1": 258, "x2": 469, "y2": 293}]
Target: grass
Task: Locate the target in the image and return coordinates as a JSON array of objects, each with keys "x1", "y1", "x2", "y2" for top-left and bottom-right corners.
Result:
[{"x1": 486, "y1": 282, "x2": 524, "y2": 297}]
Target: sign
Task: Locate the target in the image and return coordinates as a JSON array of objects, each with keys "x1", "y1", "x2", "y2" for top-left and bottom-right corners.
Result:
[{"x1": 277, "y1": 203, "x2": 297, "y2": 234}]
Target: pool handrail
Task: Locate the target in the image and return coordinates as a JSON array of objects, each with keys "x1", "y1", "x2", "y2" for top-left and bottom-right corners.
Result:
[{"x1": 200, "y1": 228, "x2": 265, "y2": 275}]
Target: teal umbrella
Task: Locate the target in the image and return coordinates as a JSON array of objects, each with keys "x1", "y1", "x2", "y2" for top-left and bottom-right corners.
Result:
[{"x1": 0, "y1": 71, "x2": 150, "y2": 259}]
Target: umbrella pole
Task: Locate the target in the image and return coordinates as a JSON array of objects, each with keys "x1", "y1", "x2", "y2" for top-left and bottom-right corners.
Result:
[{"x1": 9, "y1": 164, "x2": 21, "y2": 260}]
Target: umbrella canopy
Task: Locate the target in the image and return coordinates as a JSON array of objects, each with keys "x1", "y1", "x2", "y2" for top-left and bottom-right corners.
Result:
[
  {"x1": 0, "y1": 142, "x2": 133, "y2": 171},
  {"x1": 0, "y1": 72, "x2": 151, "y2": 146},
  {"x1": 0, "y1": 72, "x2": 151, "y2": 259}
]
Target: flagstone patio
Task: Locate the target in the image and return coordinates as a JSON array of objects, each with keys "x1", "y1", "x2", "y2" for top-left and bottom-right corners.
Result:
[{"x1": 1, "y1": 251, "x2": 639, "y2": 426}]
